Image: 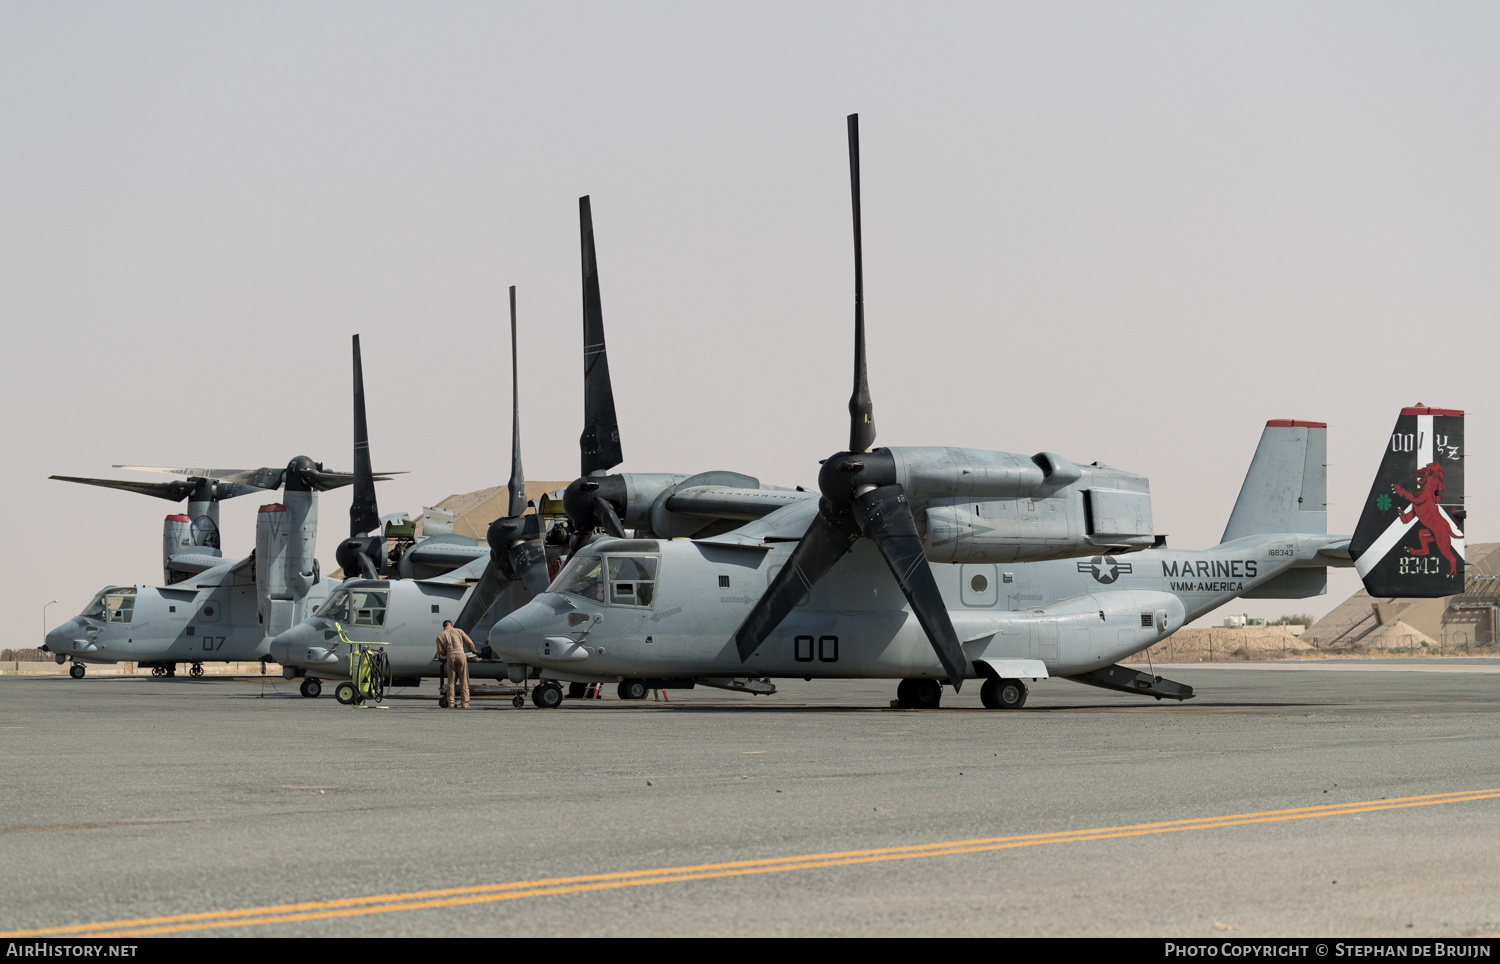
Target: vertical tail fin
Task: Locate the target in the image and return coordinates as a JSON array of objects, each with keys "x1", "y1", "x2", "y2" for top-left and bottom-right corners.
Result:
[
  {"x1": 1221, "y1": 420, "x2": 1328, "y2": 543},
  {"x1": 1349, "y1": 405, "x2": 1465, "y2": 597}
]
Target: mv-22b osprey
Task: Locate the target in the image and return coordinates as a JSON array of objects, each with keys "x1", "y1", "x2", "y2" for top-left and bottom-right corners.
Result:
[
  {"x1": 484, "y1": 116, "x2": 1466, "y2": 709},
  {"x1": 41, "y1": 347, "x2": 410, "y2": 679}
]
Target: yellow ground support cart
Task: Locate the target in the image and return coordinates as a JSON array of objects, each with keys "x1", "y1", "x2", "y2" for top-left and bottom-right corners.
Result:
[{"x1": 331, "y1": 622, "x2": 390, "y2": 708}]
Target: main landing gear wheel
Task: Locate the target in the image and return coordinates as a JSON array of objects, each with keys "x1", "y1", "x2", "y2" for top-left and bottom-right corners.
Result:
[
  {"x1": 896, "y1": 678, "x2": 942, "y2": 709},
  {"x1": 300, "y1": 679, "x2": 322, "y2": 698},
  {"x1": 532, "y1": 682, "x2": 563, "y2": 709},
  {"x1": 980, "y1": 677, "x2": 1027, "y2": 710},
  {"x1": 69, "y1": 664, "x2": 85, "y2": 679},
  {"x1": 334, "y1": 681, "x2": 357, "y2": 705},
  {"x1": 617, "y1": 679, "x2": 648, "y2": 701},
  {"x1": 567, "y1": 682, "x2": 587, "y2": 700},
  {"x1": 512, "y1": 695, "x2": 525, "y2": 708},
  {"x1": 150, "y1": 665, "x2": 163, "y2": 677},
  {"x1": 190, "y1": 663, "x2": 204, "y2": 678}
]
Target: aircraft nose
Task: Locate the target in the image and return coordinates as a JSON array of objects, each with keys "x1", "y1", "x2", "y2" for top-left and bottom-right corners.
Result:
[
  {"x1": 45, "y1": 619, "x2": 82, "y2": 652},
  {"x1": 488, "y1": 599, "x2": 572, "y2": 656},
  {"x1": 270, "y1": 621, "x2": 317, "y2": 665}
]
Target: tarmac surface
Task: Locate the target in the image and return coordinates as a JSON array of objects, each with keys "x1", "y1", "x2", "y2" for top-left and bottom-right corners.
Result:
[{"x1": 2, "y1": 662, "x2": 1498, "y2": 938}]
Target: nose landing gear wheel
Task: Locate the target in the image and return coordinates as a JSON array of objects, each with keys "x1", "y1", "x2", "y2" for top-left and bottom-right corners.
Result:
[
  {"x1": 190, "y1": 663, "x2": 204, "y2": 678},
  {"x1": 69, "y1": 664, "x2": 85, "y2": 679},
  {"x1": 532, "y1": 682, "x2": 563, "y2": 709},
  {"x1": 617, "y1": 679, "x2": 648, "y2": 701},
  {"x1": 334, "y1": 681, "x2": 357, "y2": 705},
  {"x1": 896, "y1": 678, "x2": 942, "y2": 709},
  {"x1": 980, "y1": 677, "x2": 1027, "y2": 709},
  {"x1": 300, "y1": 678, "x2": 322, "y2": 698}
]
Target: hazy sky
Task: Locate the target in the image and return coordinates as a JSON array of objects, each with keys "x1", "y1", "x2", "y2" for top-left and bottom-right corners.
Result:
[{"x1": 3, "y1": 2, "x2": 1496, "y2": 640}]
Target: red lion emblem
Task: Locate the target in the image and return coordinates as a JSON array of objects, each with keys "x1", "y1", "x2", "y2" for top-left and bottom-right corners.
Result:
[{"x1": 1394, "y1": 461, "x2": 1460, "y2": 576}]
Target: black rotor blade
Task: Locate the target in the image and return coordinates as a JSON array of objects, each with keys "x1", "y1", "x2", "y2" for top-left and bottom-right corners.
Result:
[
  {"x1": 356, "y1": 551, "x2": 379, "y2": 580},
  {"x1": 453, "y1": 564, "x2": 507, "y2": 636},
  {"x1": 851, "y1": 484, "x2": 967, "y2": 690},
  {"x1": 115, "y1": 464, "x2": 287, "y2": 489},
  {"x1": 593, "y1": 495, "x2": 627, "y2": 538},
  {"x1": 52, "y1": 475, "x2": 194, "y2": 502},
  {"x1": 578, "y1": 196, "x2": 623, "y2": 476},
  {"x1": 733, "y1": 501, "x2": 861, "y2": 660},
  {"x1": 846, "y1": 113, "x2": 875, "y2": 455},
  {"x1": 349, "y1": 334, "x2": 380, "y2": 537},
  {"x1": 507, "y1": 540, "x2": 551, "y2": 597},
  {"x1": 506, "y1": 286, "x2": 528, "y2": 520}
]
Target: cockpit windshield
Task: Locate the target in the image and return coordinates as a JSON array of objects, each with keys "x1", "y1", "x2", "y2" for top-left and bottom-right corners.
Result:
[
  {"x1": 553, "y1": 552, "x2": 658, "y2": 608},
  {"x1": 316, "y1": 588, "x2": 389, "y2": 627},
  {"x1": 315, "y1": 589, "x2": 350, "y2": 619},
  {"x1": 553, "y1": 553, "x2": 605, "y2": 602}
]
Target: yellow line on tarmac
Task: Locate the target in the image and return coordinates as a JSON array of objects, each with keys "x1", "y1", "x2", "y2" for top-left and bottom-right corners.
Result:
[{"x1": 7, "y1": 788, "x2": 1498, "y2": 938}]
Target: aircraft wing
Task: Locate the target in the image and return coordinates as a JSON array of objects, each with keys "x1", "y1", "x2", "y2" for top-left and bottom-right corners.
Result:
[
  {"x1": 664, "y1": 486, "x2": 814, "y2": 521},
  {"x1": 414, "y1": 555, "x2": 491, "y2": 586},
  {"x1": 694, "y1": 498, "x2": 820, "y2": 547},
  {"x1": 405, "y1": 541, "x2": 488, "y2": 570}
]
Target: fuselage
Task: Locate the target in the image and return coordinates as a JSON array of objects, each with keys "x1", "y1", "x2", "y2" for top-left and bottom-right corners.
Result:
[
  {"x1": 44, "y1": 558, "x2": 334, "y2": 666},
  {"x1": 485, "y1": 530, "x2": 1344, "y2": 684}
]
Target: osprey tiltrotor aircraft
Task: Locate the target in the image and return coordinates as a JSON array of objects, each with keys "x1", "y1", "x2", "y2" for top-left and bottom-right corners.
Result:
[
  {"x1": 272, "y1": 197, "x2": 814, "y2": 699},
  {"x1": 482, "y1": 116, "x2": 1467, "y2": 710},
  {"x1": 41, "y1": 349, "x2": 411, "y2": 679}
]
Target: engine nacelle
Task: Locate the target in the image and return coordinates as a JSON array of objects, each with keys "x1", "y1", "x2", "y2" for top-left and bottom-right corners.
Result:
[
  {"x1": 162, "y1": 514, "x2": 192, "y2": 582},
  {"x1": 255, "y1": 490, "x2": 320, "y2": 637},
  {"x1": 890, "y1": 448, "x2": 1154, "y2": 563}
]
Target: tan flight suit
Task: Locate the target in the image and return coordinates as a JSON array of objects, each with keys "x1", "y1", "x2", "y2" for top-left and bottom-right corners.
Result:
[{"x1": 435, "y1": 626, "x2": 475, "y2": 708}]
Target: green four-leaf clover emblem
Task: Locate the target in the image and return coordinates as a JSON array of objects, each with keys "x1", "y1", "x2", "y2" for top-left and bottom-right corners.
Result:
[{"x1": 1376, "y1": 493, "x2": 1393, "y2": 511}]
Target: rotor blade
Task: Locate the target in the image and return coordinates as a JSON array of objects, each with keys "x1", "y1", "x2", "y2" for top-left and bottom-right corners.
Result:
[
  {"x1": 114, "y1": 465, "x2": 286, "y2": 489},
  {"x1": 593, "y1": 494, "x2": 627, "y2": 538},
  {"x1": 453, "y1": 563, "x2": 507, "y2": 636},
  {"x1": 506, "y1": 285, "x2": 527, "y2": 519},
  {"x1": 349, "y1": 334, "x2": 380, "y2": 537},
  {"x1": 578, "y1": 196, "x2": 623, "y2": 476},
  {"x1": 851, "y1": 484, "x2": 967, "y2": 689},
  {"x1": 733, "y1": 501, "x2": 861, "y2": 660},
  {"x1": 50, "y1": 475, "x2": 194, "y2": 501},
  {"x1": 356, "y1": 551, "x2": 379, "y2": 580},
  {"x1": 846, "y1": 113, "x2": 875, "y2": 455},
  {"x1": 507, "y1": 539, "x2": 551, "y2": 597}
]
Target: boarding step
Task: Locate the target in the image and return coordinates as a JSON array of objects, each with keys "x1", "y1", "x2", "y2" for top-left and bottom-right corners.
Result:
[{"x1": 1065, "y1": 663, "x2": 1195, "y2": 701}]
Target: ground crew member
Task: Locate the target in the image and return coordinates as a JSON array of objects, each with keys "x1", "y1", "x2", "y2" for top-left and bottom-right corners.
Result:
[{"x1": 435, "y1": 620, "x2": 475, "y2": 709}]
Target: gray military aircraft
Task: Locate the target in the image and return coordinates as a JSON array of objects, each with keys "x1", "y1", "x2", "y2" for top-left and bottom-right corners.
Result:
[
  {"x1": 42, "y1": 346, "x2": 405, "y2": 680},
  {"x1": 43, "y1": 457, "x2": 363, "y2": 678},
  {"x1": 484, "y1": 406, "x2": 1459, "y2": 709},
  {"x1": 481, "y1": 116, "x2": 1465, "y2": 710},
  {"x1": 272, "y1": 197, "x2": 819, "y2": 700}
]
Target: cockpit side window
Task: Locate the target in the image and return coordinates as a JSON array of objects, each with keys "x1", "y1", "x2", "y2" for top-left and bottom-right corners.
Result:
[
  {"x1": 553, "y1": 554, "x2": 606, "y2": 603},
  {"x1": 606, "y1": 555, "x2": 658, "y2": 608},
  {"x1": 105, "y1": 590, "x2": 137, "y2": 624},
  {"x1": 349, "y1": 590, "x2": 389, "y2": 627},
  {"x1": 81, "y1": 590, "x2": 111, "y2": 620}
]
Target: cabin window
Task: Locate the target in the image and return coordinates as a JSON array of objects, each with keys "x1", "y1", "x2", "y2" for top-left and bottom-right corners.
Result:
[{"x1": 606, "y1": 555, "x2": 658, "y2": 608}]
